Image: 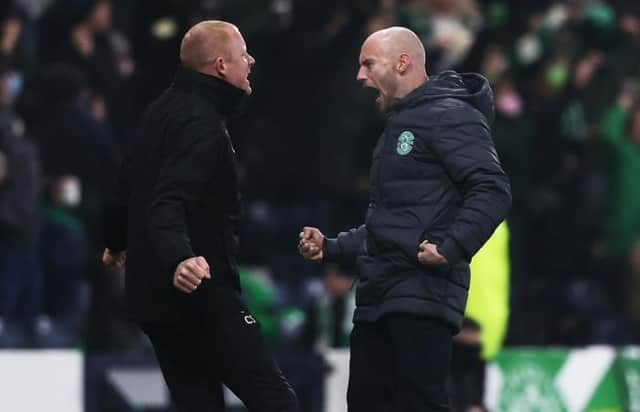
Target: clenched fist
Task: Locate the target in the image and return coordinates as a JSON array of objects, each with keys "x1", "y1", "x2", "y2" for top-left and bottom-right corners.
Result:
[
  {"x1": 173, "y1": 256, "x2": 211, "y2": 293},
  {"x1": 298, "y1": 227, "x2": 324, "y2": 261},
  {"x1": 102, "y1": 248, "x2": 126, "y2": 270},
  {"x1": 417, "y1": 240, "x2": 447, "y2": 266}
]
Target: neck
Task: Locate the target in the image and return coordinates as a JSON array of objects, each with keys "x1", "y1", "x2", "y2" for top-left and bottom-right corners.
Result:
[{"x1": 395, "y1": 73, "x2": 428, "y2": 100}]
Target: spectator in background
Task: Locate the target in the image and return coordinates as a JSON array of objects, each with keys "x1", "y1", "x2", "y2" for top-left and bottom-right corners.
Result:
[
  {"x1": 1, "y1": 6, "x2": 23, "y2": 69},
  {"x1": 598, "y1": 82, "x2": 640, "y2": 326},
  {"x1": 1, "y1": 1, "x2": 39, "y2": 80},
  {"x1": 599, "y1": 83, "x2": 640, "y2": 259},
  {"x1": 40, "y1": 0, "x2": 134, "y2": 136},
  {"x1": 397, "y1": 0, "x2": 483, "y2": 73},
  {"x1": 37, "y1": 175, "x2": 90, "y2": 347},
  {"x1": 0, "y1": 61, "x2": 43, "y2": 346},
  {"x1": 490, "y1": 73, "x2": 533, "y2": 315},
  {"x1": 294, "y1": 263, "x2": 356, "y2": 412},
  {"x1": 302, "y1": 263, "x2": 355, "y2": 350},
  {"x1": 30, "y1": 63, "x2": 117, "y2": 246},
  {"x1": 0, "y1": 6, "x2": 26, "y2": 137}
]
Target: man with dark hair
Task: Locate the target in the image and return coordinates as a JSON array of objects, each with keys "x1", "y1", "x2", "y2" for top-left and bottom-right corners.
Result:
[
  {"x1": 103, "y1": 20, "x2": 298, "y2": 412},
  {"x1": 299, "y1": 27, "x2": 511, "y2": 411}
]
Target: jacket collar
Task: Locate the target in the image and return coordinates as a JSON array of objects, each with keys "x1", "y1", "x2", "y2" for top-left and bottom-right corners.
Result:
[
  {"x1": 172, "y1": 65, "x2": 247, "y2": 117},
  {"x1": 390, "y1": 80, "x2": 429, "y2": 113}
]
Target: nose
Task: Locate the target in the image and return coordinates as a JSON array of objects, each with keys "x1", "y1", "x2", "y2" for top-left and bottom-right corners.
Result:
[
  {"x1": 356, "y1": 66, "x2": 367, "y2": 83},
  {"x1": 248, "y1": 54, "x2": 256, "y2": 67}
]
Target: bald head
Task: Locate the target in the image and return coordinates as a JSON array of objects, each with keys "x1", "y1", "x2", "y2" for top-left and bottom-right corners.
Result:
[
  {"x1": 367, "y1": 26, "x2": 426, "y2": 69},
  {"x1": 357, "y1": 27, "x2": 427, "y2": 111},
  {"x1": 179, "y1": 20, "x2": 256, "y2": 94},
  {"x1": 180, "y1": 20, "x2": 238, "y2": 73}
]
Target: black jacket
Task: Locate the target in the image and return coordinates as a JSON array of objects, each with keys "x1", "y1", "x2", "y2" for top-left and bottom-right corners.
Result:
[
  {"x1": 324, "y1": 71, "x2": 512, "y2": 332},
  {"x1": 103, "y1": 66, "x2": 245, "y2": 323}
]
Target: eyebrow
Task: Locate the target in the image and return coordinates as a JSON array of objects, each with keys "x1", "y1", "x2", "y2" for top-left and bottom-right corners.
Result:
[{"x1": 361, "y1": 58, "x2": 374, "y2": 65}]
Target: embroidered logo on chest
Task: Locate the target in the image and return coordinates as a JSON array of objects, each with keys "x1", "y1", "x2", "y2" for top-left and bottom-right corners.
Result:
[{"x1": 396, "y1": 131, "x2": 415, "y2": 155}]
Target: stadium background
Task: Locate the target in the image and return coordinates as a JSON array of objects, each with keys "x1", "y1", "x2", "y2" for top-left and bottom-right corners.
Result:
[{"x1": 1, "y1": 0, "x2": 640, "y2": 410}]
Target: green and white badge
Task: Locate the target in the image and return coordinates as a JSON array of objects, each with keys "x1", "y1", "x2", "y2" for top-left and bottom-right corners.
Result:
[{"x1": 396, "y1": 131, "x2": 415, "y2": 155}]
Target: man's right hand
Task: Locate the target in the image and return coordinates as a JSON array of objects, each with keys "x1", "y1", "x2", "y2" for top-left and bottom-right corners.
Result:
[
  {"x1": 173, "y1": 256, "x2": 211, "y2": 293},
  {"x1": 298, "y1": 227, "x2": 324, "y2": 261}
]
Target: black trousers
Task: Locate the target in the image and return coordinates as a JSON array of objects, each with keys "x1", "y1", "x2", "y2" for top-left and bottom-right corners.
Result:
[
  {"x1": 140, "y1": 289, "x2": 298, "y2": 412},
  {"x1": 347, "y1": 314, "x2": 452, "y2": 412}
]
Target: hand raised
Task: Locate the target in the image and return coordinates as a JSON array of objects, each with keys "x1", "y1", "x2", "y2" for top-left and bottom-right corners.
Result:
[{"x1": 298, "y1": 227, "x2": 324, "y2": 261}]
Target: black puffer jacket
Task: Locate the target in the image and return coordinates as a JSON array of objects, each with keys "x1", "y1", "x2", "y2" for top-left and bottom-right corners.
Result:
[{"x1": 324, "y1": 71, "x2": 512, "y2": 332}]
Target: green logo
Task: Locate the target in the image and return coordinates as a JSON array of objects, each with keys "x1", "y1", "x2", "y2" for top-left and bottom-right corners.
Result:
[
  {"x1": 499, "y1": 363, "x2": 565, "y2": 412},
  {"x1": 397, "y1": 131, "x2": 415, "y2": 155}
]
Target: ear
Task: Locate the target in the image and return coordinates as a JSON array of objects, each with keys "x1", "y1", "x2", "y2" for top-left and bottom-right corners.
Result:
[
  {"x1": 213, "y1": 57, "x2": 226, "y2": 77},
  {"x1": 397, "y1": 53, "x2": 410, "y2": 73}
]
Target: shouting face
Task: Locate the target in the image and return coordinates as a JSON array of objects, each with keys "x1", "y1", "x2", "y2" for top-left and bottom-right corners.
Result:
[
  {"x1": 222, "y1": 28, "x2": 256, "y2": 95},
  {"x1": 357, "y1": 37, "x2": 399, "y2": 112}
]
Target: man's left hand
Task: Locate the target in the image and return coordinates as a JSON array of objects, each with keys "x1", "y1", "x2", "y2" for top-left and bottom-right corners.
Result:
[{"x1": 417, "y1": 240, "x2": 447, "y2": 265}]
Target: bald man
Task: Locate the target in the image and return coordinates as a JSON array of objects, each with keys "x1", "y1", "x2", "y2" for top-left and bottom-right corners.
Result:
[
  {"x1": 299, "y1": 27, "x2": 511, "y2": 411},
  {"x1": 103, "y1": 21, "x2": 298, "y2": 411}
]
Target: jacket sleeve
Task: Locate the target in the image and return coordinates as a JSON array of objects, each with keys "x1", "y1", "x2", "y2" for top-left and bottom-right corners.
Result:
[
  {"x1": 147, "y1": 121, "x2": 222, "y2": 273},
  {"x1": 428, "y1": 104, "x2": 512, "y2": 264},
  {"x1": 103, "y1": 148, "x2": 133, "y2": 253},
  {"x1": 323, "y1": 225, "x2": 367, "y2": 268}
]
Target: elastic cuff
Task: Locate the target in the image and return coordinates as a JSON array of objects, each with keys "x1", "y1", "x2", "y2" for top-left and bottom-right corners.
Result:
[
  {"x1": 323, "y1": 237, "x2": 340, "y2": 262},
  {"x1": 438, "y1": 237, "x2": 467, "y2": 265}
]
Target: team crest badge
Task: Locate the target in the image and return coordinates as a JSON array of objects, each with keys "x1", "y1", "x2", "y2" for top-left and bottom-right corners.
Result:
[{"x1": 397, "y1": 131, "x2": 415, "y2": 155}]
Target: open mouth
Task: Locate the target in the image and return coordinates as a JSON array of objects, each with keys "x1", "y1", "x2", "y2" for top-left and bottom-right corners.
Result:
[{"x1": 364, "y1": 85, "x2": 381, "y2": 103}]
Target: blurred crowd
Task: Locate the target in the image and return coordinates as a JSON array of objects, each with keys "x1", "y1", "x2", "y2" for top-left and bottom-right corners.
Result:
[{"x1": 1, "y1": 0, "x2": 640, "y2": 376}]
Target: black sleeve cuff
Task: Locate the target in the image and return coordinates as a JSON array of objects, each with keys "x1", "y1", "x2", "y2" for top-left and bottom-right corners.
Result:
[
  {"x1": 323, "y1": 237, "x2": 341, "y2": 262},
  {"x1": 438, "y1": 237, "x2": 468, "y2": 265}
]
